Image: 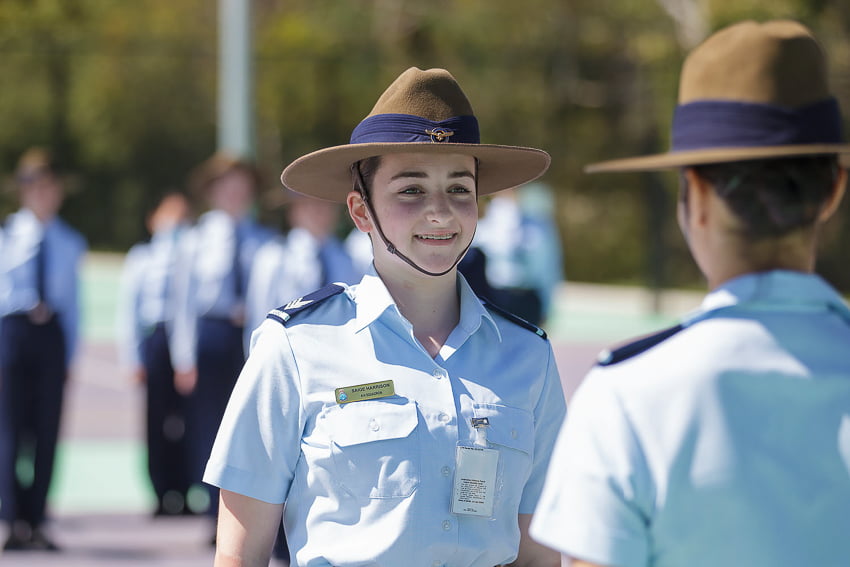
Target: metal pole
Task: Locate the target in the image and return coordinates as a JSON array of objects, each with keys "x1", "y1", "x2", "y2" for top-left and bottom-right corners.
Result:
[{"x1": 218, "y1": 0, "x2": 254, "y2": 158}]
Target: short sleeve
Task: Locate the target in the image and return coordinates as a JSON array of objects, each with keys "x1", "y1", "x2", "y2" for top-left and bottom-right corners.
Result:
[
  {"x1": 519, "y1": 344, "x2": 567, "y2": 514},
  {"x1": 530, "y1": 368, "x2": 654, "y2": 567},
  {"x1": 203, "y1": 319, "x2": 305, "y2": 504}
]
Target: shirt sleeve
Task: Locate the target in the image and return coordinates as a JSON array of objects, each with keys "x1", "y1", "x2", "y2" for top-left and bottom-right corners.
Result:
[
  {"x1": 203, "y1": 318, "x2": 304, "y2": 504},
  {"x1": 60, "y1": 228, "x2": 87, "y2": 365},
  {"x1": 168, "y1": 231, "x2": 198, "y2": 373},
  {"x1": 519, "y1": 342, "x2": 567, "y2": 514},
  {"x1": 116, "y1": 244, "x2": 146, "y2": 369},
  {"x1": 530, "y1": 368, "x2": 654, "y2": 567}
]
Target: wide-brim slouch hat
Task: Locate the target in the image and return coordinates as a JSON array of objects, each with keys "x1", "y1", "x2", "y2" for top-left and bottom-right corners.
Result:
[
  {"x1": 189, "y1": 151, "x2": 262, "y2": 196},
  {"x1": 586, "y1": 20, "x2": 850, "y2": 173},
  {"x1": 6, "y1": 146, "x2": 81, "y2": 194},
  {"x1": 281, "y1": 67, "x2": 551, "y2": 202}
]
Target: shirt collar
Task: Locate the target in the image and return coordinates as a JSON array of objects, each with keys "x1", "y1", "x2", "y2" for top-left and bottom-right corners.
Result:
[
  {"x1": 13, "y1": 208, "x2": 49, "y2": 238},
  {"x1": 684, "y1": 270, "x2": 850, "y2": 325},
  {"x1": 352, "y1": 268, "x2": 499, "y2": 342}
]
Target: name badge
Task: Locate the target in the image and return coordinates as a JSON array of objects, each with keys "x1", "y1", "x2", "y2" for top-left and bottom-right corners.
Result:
[
  {"x1": 335, "y1": 380, "x2": 395, "y2": 404},
  {"x1": 451, "y1": 445, "x2": 499, "y2": 517}
]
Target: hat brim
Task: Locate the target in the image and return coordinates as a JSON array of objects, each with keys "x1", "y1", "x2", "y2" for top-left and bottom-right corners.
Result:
[
  {"x1": 586, "y1": 144, "x2": 850, "y2": 174},
  {"x1": 281, "y1": 142, "x2": 550, "y2": 202}
]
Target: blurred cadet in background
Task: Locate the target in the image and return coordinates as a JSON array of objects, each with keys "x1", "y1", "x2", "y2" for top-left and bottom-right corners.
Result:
[
  {"x1": 343, "y1": 223, "x2": 375, "y2": 276},
  {"x1": 169, "y1": 153, "x2": 275, "y2": 526},
  {"x1": 245, "y1": 190, "x2": 362, "y2": 342},
  {"x1": 460, "y1": 182, "x2": 564, "y2": 326},
  {"x1": 532, "y1": 20, "x2": 850, "y2": 567},
  {"x1": 117, "y1": 192, "x2": 193, "y2": 517},
  {"x1": 0, "y1": 148, "x2": 87, "y2": 551}
]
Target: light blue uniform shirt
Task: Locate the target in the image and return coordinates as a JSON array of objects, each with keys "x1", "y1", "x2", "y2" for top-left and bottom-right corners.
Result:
[
  {"x1": 116, "y1": 227, "x2": 186, "y2": 369},
  {"x1": 0, "y1": 208, "x2": 87, "y2": 364},
  {"x1": 205, "y1": 270, "x2": 566, "y2": 567},
  {"x1": 170, "y1": 210, "x2": 275, "y2": 371},
  {"x1": 531, "y1": 270, "x2": 850, "y2": 567}
]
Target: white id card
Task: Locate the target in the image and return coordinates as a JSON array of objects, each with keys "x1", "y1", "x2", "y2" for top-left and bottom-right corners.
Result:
[{"x1": 451, "y1": 445, "x2": 499, "y2": 517}]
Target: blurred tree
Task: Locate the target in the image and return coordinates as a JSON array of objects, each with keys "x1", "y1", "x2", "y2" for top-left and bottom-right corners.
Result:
[{"x1": 0, "y1": 0, "x2": 847, "y2": 291}]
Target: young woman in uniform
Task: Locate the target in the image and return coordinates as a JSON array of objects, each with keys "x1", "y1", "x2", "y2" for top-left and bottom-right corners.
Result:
[{"x1": 204, "y1": 67, "x2": 566, "y2": 567}]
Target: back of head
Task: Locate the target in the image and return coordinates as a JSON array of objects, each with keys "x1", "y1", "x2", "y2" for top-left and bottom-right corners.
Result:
[{"x1": 692, "y1": 155, "x2": 840, "y2": 239}]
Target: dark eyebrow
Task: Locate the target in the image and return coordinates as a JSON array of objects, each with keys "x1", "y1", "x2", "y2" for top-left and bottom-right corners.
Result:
[
  {"x1": 389, "y1": 169, "x2": 475, "y2": 181},
  {"x1": 390, "y1": 170, "x2": 428, "y2": 181}
]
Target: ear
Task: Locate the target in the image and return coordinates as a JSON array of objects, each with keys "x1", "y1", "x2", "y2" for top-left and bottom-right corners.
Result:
[
  {"x1": 818, "y1": 166, "x2": 847, "y2": 222},
  {"x1": 346, "y1": 190, "x2": 372, "y2": 233},
  {"x1": 682, "y1": 168, "x2": 712, "y2": 228}
]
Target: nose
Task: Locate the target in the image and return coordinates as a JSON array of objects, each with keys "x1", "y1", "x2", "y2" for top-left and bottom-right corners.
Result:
[{"x1": 425, "y1": 192, "x2": 452, "y2": 224}]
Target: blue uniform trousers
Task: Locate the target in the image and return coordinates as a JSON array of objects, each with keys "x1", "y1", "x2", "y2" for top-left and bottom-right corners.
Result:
[
  {"x1": 189, "y1": 317, "x2": 244, "y2": 516},
  {"x1": 141, "y1": 324, "x2": 190, "y2": 513},
  {"x1": 0, "y1": 314, "x2": 66, "y2": 527}
]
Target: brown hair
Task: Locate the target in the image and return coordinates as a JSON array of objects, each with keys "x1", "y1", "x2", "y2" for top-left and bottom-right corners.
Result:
[
  {"x1": 684, "y1": 155, "x2": 840, "y2": 239},
  {"x1": 352, "y1": 156, "x2": 382, "y2": 197}
]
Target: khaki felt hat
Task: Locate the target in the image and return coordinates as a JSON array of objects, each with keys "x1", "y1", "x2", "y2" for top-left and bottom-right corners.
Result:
[
  {"x1": 189, "y1": 151, "x2": 262, "y2": 197},
  {"x1": 586, "y1": 20, "x2": 850, "y2": 173},
  {"x1": 281, "y1": 67, "x2": 551, "y2": 202}
]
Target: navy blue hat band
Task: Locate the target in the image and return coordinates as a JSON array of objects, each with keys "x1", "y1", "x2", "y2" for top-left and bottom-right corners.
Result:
[
  {"x1": 671, "y1": 97, "x2": 843, "y2": 151},
  {"x1": 350, "y1": 113, "x2": 480, "y2": 145}
]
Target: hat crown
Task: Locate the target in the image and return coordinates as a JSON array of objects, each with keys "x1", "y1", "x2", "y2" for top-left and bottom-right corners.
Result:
[
  {"x1": 679, "y1": 20, "x2": 830, "y2": 107},
  {"x1": 366, "y1": 67, "x2": 475, "y2": 121}
]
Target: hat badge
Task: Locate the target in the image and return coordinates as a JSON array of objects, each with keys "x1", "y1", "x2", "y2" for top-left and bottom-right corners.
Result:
[{"x1": 426, "y1": 127, "x2": 454, "y2": 142}]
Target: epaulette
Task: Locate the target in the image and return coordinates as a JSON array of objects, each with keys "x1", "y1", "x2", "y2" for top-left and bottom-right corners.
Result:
[
  {"x1": 482, "y1": 299, "x2": 547, "y2": 340},
  {"x1": 597, "y1": 323, "x2": 684, "y2": 366},
  {"x1": 266, "y1": 284, "x2": 345, "y2": 326}
]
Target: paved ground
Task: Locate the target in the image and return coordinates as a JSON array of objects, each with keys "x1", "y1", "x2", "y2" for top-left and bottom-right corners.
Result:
[{"x1": 0, "y1": 253, "x2": 704, "y2": 566}]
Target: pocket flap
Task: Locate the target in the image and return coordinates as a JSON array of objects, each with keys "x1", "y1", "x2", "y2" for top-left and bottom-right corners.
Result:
[{"x1": 327, "y1": 401, "x2": 418, "y2": 447}]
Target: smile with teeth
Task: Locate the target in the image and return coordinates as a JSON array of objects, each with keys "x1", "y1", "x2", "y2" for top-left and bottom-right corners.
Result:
[{"x1": 416, "y1": 233, "x2": 456, "y2": 240}]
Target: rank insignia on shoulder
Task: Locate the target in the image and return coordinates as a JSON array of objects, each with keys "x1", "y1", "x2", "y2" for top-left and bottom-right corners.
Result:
[
  {"x1": 267, "y1": 284, "x2": 345, "y2": 326},
  {"x1": 481, "y1": 299, "x2": 547, "y2": 340},
  {"x1": 597, "y1": 323, "x2": 684, "y2": 366}
]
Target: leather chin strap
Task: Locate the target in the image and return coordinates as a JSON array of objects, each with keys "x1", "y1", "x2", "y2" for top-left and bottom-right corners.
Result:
[{"x1": 352, "y1": 160, "x2": 478, "y2": 278}]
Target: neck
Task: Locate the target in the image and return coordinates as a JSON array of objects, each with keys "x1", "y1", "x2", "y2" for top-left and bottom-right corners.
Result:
[
  {"x1": 26, "y1": 207, "x2": 54, "y2": 224},
  {"x1": 377, "y1": 262, "x2": 460, "y2": 358},
  {"x1": 704, "y1": 229, "x2": 817, "y2": 289}
]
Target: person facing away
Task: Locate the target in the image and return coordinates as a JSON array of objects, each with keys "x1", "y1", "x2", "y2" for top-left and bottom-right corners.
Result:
[
  {"x1": 245, "y1": 191, "x2": 362, "y2": 343},
  {"x1": 531, "y1": 20, "x2": 850, "y2": 567},
  {"x1": 169, "y1": 152, "x2": 275, "y2": 523},
  {"x1": 0, "y1": 147, "x2": 87, "y2": 551},
  {"x1": 116, "y1": 192, "x2": 193, "y2": 516},
  {"x1": 204, "y1": 67, "x2": 567, "y2": 567}
]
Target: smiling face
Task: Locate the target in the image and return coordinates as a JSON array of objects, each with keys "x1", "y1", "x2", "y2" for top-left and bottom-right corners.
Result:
[{"x1": 347, "y1": 152, "x2": 478, "y2": 279}]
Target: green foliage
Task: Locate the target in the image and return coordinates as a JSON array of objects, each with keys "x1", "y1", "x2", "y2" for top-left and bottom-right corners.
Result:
[{"x1": 0, "y1": 0, "x2": 849, "y2": 291}]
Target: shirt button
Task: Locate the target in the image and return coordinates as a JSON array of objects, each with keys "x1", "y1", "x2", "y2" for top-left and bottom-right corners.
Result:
[
  {"x1": 438, "y1": 412, "x2": 451, "y2": 423},
  {"x1": 369, "y1": 419, "x2": 380, "y2": 432},
  {"x1": 442, "y1": 520, "x2": 452, "y2": 531},
  {"x1": 432, "y1": 561, "x2": 444, "y2": 567},
  {"x1": 511, "y1": 429, "x2": 518, "y2": 439},
  {"x1": 441, "y1": 466, "x2": 451, "y2": 477}
]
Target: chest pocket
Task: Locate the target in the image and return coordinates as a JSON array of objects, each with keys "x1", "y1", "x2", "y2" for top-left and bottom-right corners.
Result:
[
  {"x1": 473, "y1": 403, "x2": 535, "y2": 494},
  {"x1": 325, "y1": 400, "x2": 420, "y2": 499}
]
